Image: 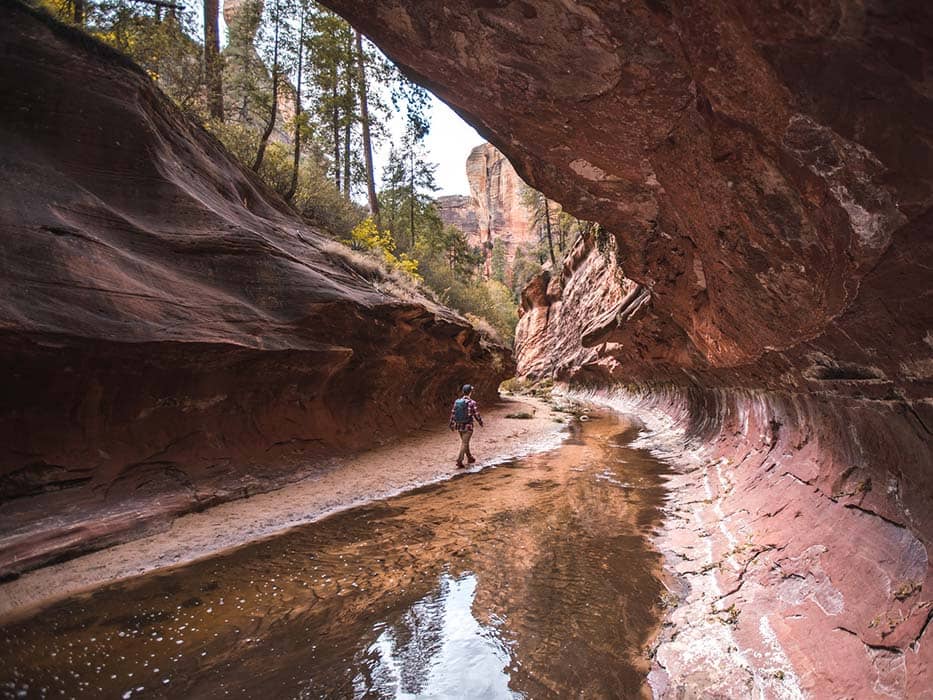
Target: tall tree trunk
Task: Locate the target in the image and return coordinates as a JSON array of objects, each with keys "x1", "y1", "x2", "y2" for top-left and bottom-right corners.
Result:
[
  {"x1": 342, "y1": 36, "x2": 352, "y2": 201},
  {"x1": 332, "y1": 81, "x2": 341, "y2": 193},
  {"x1": 544, "y1": 197, "x2": 555, "y2": 265},
  {"x1": 73, "y1": 0, "x2": 85, "y2": 24},
  {"x1": 285, "y1": 12, "x2": 305, "y2": 203},
  {"x1": 252, "y1": 7, "x2": 280, "y2": 173},
  {"x1": 203, "y1": 0, "x2": 224, "y2": 121},
  {"x1": 409, "y1": 146, "x2": 416, "y2": 250},
  {"x1": 343, "y1": 114, "x2": 351, "y2": 200},
  {"x1": 355, "y1": 31, "x2": 380, "y2": 230}
]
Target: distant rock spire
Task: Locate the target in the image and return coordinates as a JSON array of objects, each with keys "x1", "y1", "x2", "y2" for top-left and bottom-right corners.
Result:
[
  {"x1": 223, "y1": 0, "x2": 262, "y2": 41},
  {"x1": 437, "y1": 143, "x2": 537, "y2": 278}
]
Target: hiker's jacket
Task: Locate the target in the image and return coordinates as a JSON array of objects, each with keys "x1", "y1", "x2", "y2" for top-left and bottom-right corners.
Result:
[{"x1": 449, "y1": 397, "x2": 483, "y2": 432}]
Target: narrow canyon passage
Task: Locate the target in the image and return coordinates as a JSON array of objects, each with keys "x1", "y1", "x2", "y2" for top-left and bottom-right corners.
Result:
[
  {"x1": 2, "y1": 0, "x2": 931, "y2": 697},
  {"x1": 0, "y1": 413, "x2": 670, "y2": 699}
]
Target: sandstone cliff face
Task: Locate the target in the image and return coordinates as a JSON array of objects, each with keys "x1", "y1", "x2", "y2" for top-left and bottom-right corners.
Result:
[
  {"x1": 0, "y1": 6, "x2": 511, "y2": 578},
  {"x1": 319, "y1": 1, "x2": 932, "y2": 695},
  {"x1": 437, "y1": 143, "x2": 537, "y2": 273},
  {"x1": 435, "y1": 194, "x2": 479, "y2": 238}
]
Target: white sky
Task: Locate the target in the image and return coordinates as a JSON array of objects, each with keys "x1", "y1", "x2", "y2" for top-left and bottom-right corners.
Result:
[
  {"x1": 426, "y1": 99, "x2": 486, "y2": 197},
  {"x1": 375, "y1": 95, "x2": 485, "y2": 198}
]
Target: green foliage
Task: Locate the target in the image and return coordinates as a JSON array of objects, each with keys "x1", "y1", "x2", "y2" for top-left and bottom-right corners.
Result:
[
  {"x1": 41, "y1": 0, "x2": 207, "y2": 112},
  {"x1": 594, "y1": 223, "x2": 616, "y2": 258},
  {"x1": 521, "y1": 184, "x2": 556, "y2": 263},
  {"x1": 21, "y1": 0, "x2": 144, "y2": 75},
  {"x1": 304, "y1": 3, "x2": 357, "y2": 192},
  {"x1": 378, "y1": 133, "x2": 440, "y2": 252},
  {"x1": 490, "y1": 239, "x2": 508, "y2": 285},
  {"x1": 522, "y1": 183, "x2": 595, "y2": 263},
  {"x1": 303, "y1": 2, "x2": 430, "y2": 200},
  {"x1": 223, "y1": 0, "x2": 269, "y2": 126},
  {"x1": 417, "y1": 251, "x2": 518, "y2": 344},
  {"x1": 418, "y1": 224, "x2": 483, "y2": 274},
  {"x1": 208, "y1": 120, "x2": 363, "y2": 237},
  {"x1": 510, "y1": 244, "x2": 545, "y2": 298}
]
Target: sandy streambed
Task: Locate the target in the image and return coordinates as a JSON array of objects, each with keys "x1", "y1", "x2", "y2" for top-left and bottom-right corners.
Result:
[
  {"x1": 0, "y1": 408, "x2": 670, "y2": 699},
  {"x1": 0, "y1": 396, "x2": 564, "y2": 622}
]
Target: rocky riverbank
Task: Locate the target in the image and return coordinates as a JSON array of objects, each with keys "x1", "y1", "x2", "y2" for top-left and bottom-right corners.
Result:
[{"x1": 566, "y1": 386, "x2": 930, "y2": 698}]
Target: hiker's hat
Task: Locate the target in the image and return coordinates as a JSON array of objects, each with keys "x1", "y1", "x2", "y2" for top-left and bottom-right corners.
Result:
[{"x1": 462, "y1": 384, "x2": 473, "y2": 394}]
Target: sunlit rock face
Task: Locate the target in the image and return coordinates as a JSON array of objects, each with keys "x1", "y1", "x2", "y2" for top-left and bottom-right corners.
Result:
[
  {"x1": 0, "y1": 6, "x2": 511, "y2": 578},
  {"x1": 437, "y1": 143, "x2": 537, "y2": 274},
  {"x1": 321, "y1": 0, "x2": 932, "y2": 695},
  {"x1": 222, "y1": 0, "x2": 258, "y2": 29}
]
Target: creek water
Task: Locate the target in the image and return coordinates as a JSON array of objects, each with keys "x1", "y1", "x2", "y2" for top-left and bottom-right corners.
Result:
[{"x1": 0, "y1": 412, "x2": 670, "y2": 699}]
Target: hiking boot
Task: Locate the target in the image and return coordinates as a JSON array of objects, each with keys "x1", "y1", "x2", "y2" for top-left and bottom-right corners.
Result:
[
  {"x1": 467, "y1": 456, "x2": 477, "y2": 464},
  {"x1": 456, "y1": 461, "x2": 466, "y2": 469}
]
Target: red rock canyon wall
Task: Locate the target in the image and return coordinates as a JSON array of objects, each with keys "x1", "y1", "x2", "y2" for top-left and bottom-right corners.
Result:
[
  {"x1": 320, "y1": 0, "x2": 932, "y2": 695},
  {"x1": 436, "y1": 142, "x2": 537, "y2": 273},
  {"x1": 0, "y1": 4, "x2": 511, "y2": 579}
]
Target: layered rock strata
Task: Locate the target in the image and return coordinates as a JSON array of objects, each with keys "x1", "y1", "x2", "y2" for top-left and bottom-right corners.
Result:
[
  {"x1": 436, "y1": 142, "x2": 537, "y2": 274},
  {"x1": 319, "y1": 1, "x2": 933, "y2": 696},
  {"x1": 0, "y1": 4, "x2": 511, "y2": 580}
]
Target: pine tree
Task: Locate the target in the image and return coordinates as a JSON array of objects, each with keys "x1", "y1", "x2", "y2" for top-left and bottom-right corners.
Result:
[
  {"x1": 378, "y1": 134, "x2": 440, "y2": 252},
  {"x1": 285, "y1": 1, "x2": 308, "y2": 202},
  {"x1": 490, "y1": 239, "x2": 508, "y2": 285},
  {"x1": 378, "y1": 143, "x2": 409, "y2": 246},
  {"x1": 203, "y1": 0, "x2": 224, "y2": 120},
  {"x1": 522, "y1": 185, "x2": 556, "y2": 265},
  {"x1": 355, "y1": 30, "x2": 380, "y2": 229},
  {"x1": 251, "y1": 0, "x2": 289, "y2": 172},
  {"x1": 306, "y1": 7, "x2": 355, "y2": 194},
  {"x1": 224, "y1": 0, "x2": 265, "y2": 125},
  {"x1": 403, "y1": 126, "x2": 438, "y2": 250}
]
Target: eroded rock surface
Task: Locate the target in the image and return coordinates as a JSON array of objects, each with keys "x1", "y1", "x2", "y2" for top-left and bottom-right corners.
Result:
[
  {"x1": 437, "y1": 142, "x2": 537, "y2": 274},
  {"x1": 320, "y1": 0, "x2": 932, "y2": 696},
  {"x1": 0, "y1": 5, "x2": 511, "y2": 579}
]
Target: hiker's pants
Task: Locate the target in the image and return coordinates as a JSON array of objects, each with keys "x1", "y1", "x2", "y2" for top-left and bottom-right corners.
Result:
[{"x1": 457, "y1": 429, "x2": 473, "y2": 463}]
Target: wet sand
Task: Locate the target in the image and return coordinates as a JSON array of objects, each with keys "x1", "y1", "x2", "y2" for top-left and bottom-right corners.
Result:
[
  {"x1": 0, "y1": 396, "x2": 563, "y2": 623},
  {"x1": 0, "y1": 412, "x2": 670, "y2": 699}
]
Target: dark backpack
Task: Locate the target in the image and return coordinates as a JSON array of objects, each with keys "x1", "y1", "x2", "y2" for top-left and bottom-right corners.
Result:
[{"x1": 453, "y1": 397, "x2": 471, "y2": 423}]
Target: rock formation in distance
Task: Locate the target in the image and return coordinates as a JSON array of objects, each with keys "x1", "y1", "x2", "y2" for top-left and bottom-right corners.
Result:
[{"x1": 437, "y1": 142, "x2": 538, "y2": 275}]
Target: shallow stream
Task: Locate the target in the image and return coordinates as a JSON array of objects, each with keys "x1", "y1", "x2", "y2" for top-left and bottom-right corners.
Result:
[{"x1": 1, "y1": 412, "x2": 670, "y2": 699}]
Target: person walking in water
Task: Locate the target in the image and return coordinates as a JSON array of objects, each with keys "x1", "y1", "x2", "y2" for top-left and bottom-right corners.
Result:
[{"x1": 449, "y1": 384, "x2": 484, "y2": 468}]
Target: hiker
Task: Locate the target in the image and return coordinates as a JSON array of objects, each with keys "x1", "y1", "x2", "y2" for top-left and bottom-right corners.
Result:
[{"x1": 449, "y1": 384, "x2": 484, "y2": 468}]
